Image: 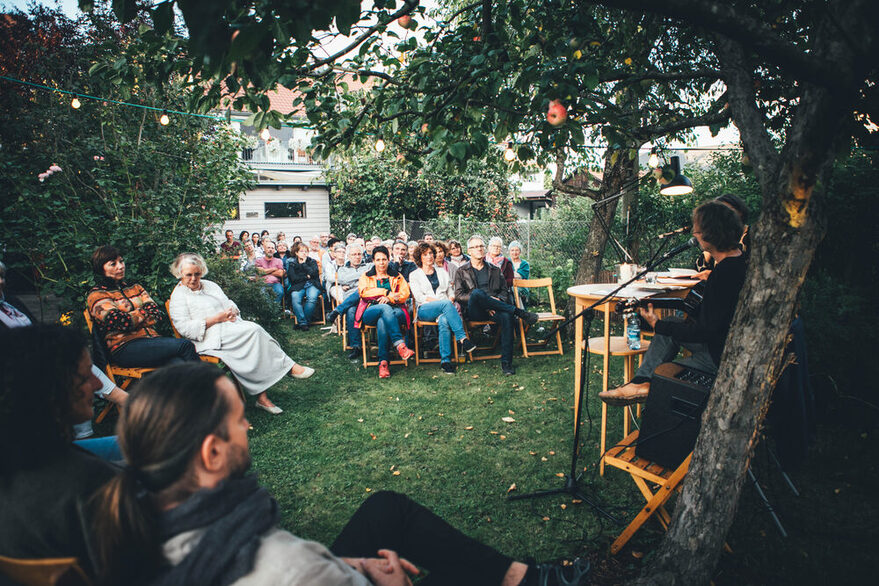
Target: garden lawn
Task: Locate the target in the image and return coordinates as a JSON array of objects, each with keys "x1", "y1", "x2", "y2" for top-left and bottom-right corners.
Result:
[{"x1": 247, "y1": 324, "x2": 640, "y2": 568}]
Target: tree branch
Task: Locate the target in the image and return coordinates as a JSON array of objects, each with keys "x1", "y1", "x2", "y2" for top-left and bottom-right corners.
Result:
[
  {"x1": 588, "y1": 0, "x2": 843, "y2": 89},
  {"x1": 304, "y1": 0, "x2": 419, "y2": 72},
  {"x1": 634, "y1": 100, "x2": 731, "y2": 141},
  {"x1": 600, "y1": 68, "x2": 722, "y2": 84}
]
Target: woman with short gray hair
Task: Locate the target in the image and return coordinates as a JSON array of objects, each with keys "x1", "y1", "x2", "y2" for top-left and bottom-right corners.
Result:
[{"x1": 168, "y1": 253, "x2": 314, "y2": 415}]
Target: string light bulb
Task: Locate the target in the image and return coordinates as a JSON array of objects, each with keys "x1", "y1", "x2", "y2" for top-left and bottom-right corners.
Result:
[
  {"x1": 159, "y1": 113, "x2": 170, "y2": 126},
  {"x1": 374, "y1": 138, "x2": 386, "y2": 152},
  {"x1": 648, "y1": 148, "x2": 659, "y2": 168},
  {"x1": 70, "y1": 97, "x2": 81, "y2": 109},
  {"x1": 503, "y1": 143, "x2": 516, "y2": 161},
  {"x1": 259, "y1": 128, "x2": 271, "y2": 141}
]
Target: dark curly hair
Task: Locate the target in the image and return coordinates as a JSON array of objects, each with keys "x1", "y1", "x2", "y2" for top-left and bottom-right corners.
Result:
[
  {"x1": 413, "y1": 242, "x2": 437, "y2": 268},
  {"x1": 0, "y1": 325, "x2": 89, "y2": 470}
]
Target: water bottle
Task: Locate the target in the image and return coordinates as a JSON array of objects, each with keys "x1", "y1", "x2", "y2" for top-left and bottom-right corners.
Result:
[{"x1": 626, "y1": 312, "x2": 641, "y2": 350}]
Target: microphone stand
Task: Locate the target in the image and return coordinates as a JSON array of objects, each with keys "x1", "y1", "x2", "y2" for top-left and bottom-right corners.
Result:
[{"x1": 509, "y1": 239, "x2": 697, "y2": 523}]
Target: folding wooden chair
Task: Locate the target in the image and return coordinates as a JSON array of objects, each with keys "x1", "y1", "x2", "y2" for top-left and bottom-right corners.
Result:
[
  {"x1": 360, "y1": 325, "x2": 410, "y2": 369},
  {"x1": 603, "y1": 430, "x2": 691, "y2": 554},
  {"x1": 0, "y1": 554, "x2": 91, "y2": 586},
  {"x1": 512, "y1": 278, "x2": 564, "y2": 358},
  {"x1": 462, "y1": 318, "x2": 502, "y2": 361},
  {"x1": 284, "y1": 292, "x2": 327, "y2": 326},
  {"x1": 164, "y1": 300, "x2": 221, "y2": 365},
  {"x1": 83, "y1": 310, "x2": 156, "y2": 422},
  {"x1": 412, "y1": 306, "x2": 461, "y2": 365}
]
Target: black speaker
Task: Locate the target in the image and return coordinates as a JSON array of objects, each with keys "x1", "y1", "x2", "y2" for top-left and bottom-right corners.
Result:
[{"x1": 635, "y1": 363, "x2": 713, "y2": 469}]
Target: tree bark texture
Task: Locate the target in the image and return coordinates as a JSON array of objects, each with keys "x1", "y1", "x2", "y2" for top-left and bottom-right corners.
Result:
[
  {"x1": 575, "y1": 145, "x2": 638, "y2": 284},
  {"x1": 633, "y1": 0, "x2": 876, "y2": 580}
]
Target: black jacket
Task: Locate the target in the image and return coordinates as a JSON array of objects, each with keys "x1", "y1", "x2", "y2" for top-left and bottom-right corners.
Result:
[
  {"x1": 286, "y1": 257, "x2": 320, "y2": 291},
  {"x1": 454, "y1": 261, "x2": 510, "y2": 306}
]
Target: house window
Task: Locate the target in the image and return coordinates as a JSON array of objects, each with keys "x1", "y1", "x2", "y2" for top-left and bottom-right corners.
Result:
[{"x1": 264, "y1": 202, "x2": 306, "y2": 219}]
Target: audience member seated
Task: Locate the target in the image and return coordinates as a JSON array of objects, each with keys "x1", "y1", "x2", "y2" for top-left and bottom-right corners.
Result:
[
  {"x1": 255, "y1": 241, "x2": 286, "y2": 304},
  {"x1": 508, "y1": 240, "x2": 530, "y2": 307},
  {"x1": 407, "y1": 240, "x2": 418, "y2": 260},
  {"x1": 238, "y1": 230, "x2": 250, "y2": 246},
  {"x1": 251, "y1": 233, "x2": 264, "y2": 257},
  {"x1": 433, "y1": 240, "x2": 457, "y2": 283},
  {"x1": 308, "y1": 235, "x2": 323, "y2": 263},
  {"x1": 87, "y1": 245, "x2": 199, "y2": 368},
  {"x1": 447, "y1": 239, "x2": 470, "y2": 267},
  {"x1": 1, "y1": 261, "x2": 128, "y2": 439},
  {"x1": 286, "y1": 242, "x2": 322, "y2": 330},
  {"x1": 168, "y1": 253, "x2": 314, "y2": 416},
  {"x1": 355, "y1": 246, "x2": 415, "y2": 379},
  {"x1": 454, "y1": 236, "x2": 538, "y2": 376},
  {"x1": 324, "y1": 242, "x2": 347, "y2": 295},
  {"x1": 239, "y1": 241, "x2": 258, "y2": 276},
  {"x1": 599, "y1": 201, "x2": 747, "y2": 406},
  {"x1": 486, "y1": 236, "x2": 515, "y2": 287},
  {"x1": 0, "y1": 326, "x2": 118, "y2": 579},
  {"x1": 275, "y1": 240, "x2": 291, "y2": 262},
  {"x1": 409, "y1": 243, "x2": 476, "y2": 374},
  {"x1": 326, "y1": 244, "x2": 371, "y2": 360},
  {"x1": 90, "y1": 363, "x2": 591, "y2": 586},
  {"x1": 423, "y1": 232, "x2": 435, "y2": 244},
  {"x1": 390, "y1": 240, "x2": 417, "y2": 281},
  {"x1": 219, "y1": 229, "x2": 241, "y2": 257}
]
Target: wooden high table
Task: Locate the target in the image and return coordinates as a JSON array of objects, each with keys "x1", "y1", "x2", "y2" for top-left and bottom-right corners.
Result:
[{"x1": 566, "y1": 282, "x2": 693, "y2": 473}]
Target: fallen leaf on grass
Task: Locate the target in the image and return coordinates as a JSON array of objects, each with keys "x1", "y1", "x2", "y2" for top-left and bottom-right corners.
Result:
[
  {"x1": 508, "y1": 409, "x2": 515, "y2": 415},
  {"x1": 501, "y1": 416, "x2": 516, "y2": 423},
  {"x1": 507, "y1": 483, "x2": 517, "y2": 493},
  {"x1": 560, "y1": 504, "x2": 567, "y2": 509},
  {"x1": 357, "y1": 418, "x2": 364, "y2": 423},
  {"x1": 490, "y1": 431, "x2": 499, "y2": 435},
  {"x1": 542, "y1": 516, "x2": 550, "y2": 522},
  {"x1": 632, "y1": 551, "x2": 644, "y2": 559},
  {"x1": 370, "y1": 433, "x2": 377, "y2": 440},
  {"x1": 572, "y1": 499, "x2": 582, "y2": 504},
  {"x1": 392, "y1": 470, "x2": 401, "y2": 476},
  {"x1": 404, "y1": 433, "x2": 410, "y2": 438},
  {"x1": 555, "y1": 473, "x2": 565, "y2": 477},
  {"x1": 472, "y1": 375, "x2": 480, "y2": 379},
  {"x1": 541, "y1": 456, "x2": 548, "y2": 462},
  {"x1": 464, "y1": 426, "x2": 474, "y2": 430},
  {"x1": 529, "y1": 451, "x2": 537, "y2": 455},
  {"x1": 549, "y1": 451, "x2": 556, "y2": 455},
  {"x1": 500, "y1": 435, "x2": 506, "y2": 440},
  {"x1": 365, "y1": 487, "x2": 372, "y2": 492}
]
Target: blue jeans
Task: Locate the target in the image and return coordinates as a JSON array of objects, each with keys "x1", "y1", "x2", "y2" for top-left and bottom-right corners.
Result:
[
  {"x1": 289, "y1": 282, "x2": 321, "y2": 324},
  {"x1": 465, "y1": 289, "x2": 515, "y2": 365},
  {"x1": 417, "y1": 300, "x2": 467, "y2": 363},
  {"x1": 361, "y1": 304, "x2": 406, "y2": 362},
  {"x1": 335, "y1": 291, "x2": 362, "y2": 348},
  {"x1": 111, "y1": 336, "x2": 200, "y2": 368},
  {"x1": 266, "y1": 282, "x2": 284, "y2": 303},
  {"x1": 75, "y1": 436, "x2": 123, "y2": 462},
  {"x1": 633, "y1": 317, "x2": 718, "y2": 380}
]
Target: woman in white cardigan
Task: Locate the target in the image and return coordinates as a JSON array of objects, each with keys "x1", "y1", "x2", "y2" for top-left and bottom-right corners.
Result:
[
  {"x1": 408, "y1": 242, "x2": 476, "y2": 374},
  {"x1": 168, "y1": 253, "x2": 314, "y2": 415}
]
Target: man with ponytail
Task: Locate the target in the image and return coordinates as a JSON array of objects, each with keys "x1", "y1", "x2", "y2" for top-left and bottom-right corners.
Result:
[{"x1": 93, "y1": 362, "x2": 591, "y2": 586}]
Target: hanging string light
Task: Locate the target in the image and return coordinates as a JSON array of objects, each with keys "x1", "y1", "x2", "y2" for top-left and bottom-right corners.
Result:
[
  {"x1": 374, "y1": 138, "x2": 386, "y2": 152},
  {"x1": 71, "y1": 97, "x2": 81, "y2": 109},
  {"x1": 259, "y1": 128, "x2": 271, "y2": 140},
  {"x1": 159, "y1": 113, "x2": 170, "y2": 126},
  {"x1": 647, "y1": 147, "x2": 660, "y2": 168}
]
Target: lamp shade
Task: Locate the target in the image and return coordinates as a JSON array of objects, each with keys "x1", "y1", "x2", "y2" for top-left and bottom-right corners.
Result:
[{"x1": 659, "y1": 155, "x2": 693, "y2": 196}]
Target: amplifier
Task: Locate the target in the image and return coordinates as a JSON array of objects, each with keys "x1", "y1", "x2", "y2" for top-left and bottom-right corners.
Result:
[{"x1": 634, "y1": 363, "x2": 714, "y2": 469}]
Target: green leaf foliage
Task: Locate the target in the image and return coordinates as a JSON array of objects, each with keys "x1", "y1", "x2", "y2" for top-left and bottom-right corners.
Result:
[{"x1": 0, "y1": 6, "x2": 252, "y2": 314}]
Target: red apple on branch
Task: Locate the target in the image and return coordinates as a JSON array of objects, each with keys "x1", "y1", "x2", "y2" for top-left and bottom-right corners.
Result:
[
  {"x1": 546, "y1": 99, "x2": 568, "y2": 126},
  {"x1": 398, "y1": 15, "x2": 416, "y2": 30}
]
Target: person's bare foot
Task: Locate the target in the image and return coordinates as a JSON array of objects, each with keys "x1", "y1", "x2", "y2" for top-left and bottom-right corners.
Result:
[{"x1": 598, "y1": 381, "x2": 650, "y2": 406}]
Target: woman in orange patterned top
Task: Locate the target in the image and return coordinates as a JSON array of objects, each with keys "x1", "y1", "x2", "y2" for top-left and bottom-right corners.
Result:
[{"x1": 86, "y1": 245, "x2": 199, "y2": 368}]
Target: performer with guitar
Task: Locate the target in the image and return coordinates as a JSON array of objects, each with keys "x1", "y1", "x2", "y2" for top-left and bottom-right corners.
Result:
[{"x1": 598, "y1": 200, "x2": 747, "y2": 406}]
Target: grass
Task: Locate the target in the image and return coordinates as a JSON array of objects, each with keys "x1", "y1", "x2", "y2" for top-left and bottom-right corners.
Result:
[{"x1": 97, "y1": 318, "x2": 879, "y2": 584}]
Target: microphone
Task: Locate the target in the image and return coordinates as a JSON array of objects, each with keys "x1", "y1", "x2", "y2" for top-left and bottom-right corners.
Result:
[
  {"x1": 657, "y1": 226, "x2": 690, "y2": 239},
  {"x1": 660, "y1": 237, "x2": 699, "y2": 261}
]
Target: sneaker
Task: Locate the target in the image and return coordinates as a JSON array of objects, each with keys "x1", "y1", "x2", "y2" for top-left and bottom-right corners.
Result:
[
  {"x1": 396, "y1": 342, "x2": 415, "y2": 361},
  {"x1": 441, "y1": 362, "x2": 456, "y2": 375},
  {"x1": 300, "y1": 324, "x2": 310, "y2": 332},
  {"x1": 461, "y1": 338, "x2": 477, "y2": 354},
  {"x1": 378, "y1": 360, "x2": 391, "y2": 378},
  {"x1": 326, "y1": 309, "x2": 339, "y2": 323},
  {"x1": 533, "y1": 558, "x2": 591, "y2": 586},
  {"x1": 501, "y1": 362, "x2": 516, "y2": 376},
  {"x1": 283, "y1": 309, "x2": 293, "y2": 317},
  {"x1": 348, "y1": 347, "x2": 362, "y2": 361},
  {"x1": 518, "y1": 309, "x2": 539, "y2": 326}
]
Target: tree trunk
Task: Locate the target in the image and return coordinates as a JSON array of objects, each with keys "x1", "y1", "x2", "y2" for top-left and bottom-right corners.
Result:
[{"x1": 574, "y1": 145, "x2": 638, "y2": 284}]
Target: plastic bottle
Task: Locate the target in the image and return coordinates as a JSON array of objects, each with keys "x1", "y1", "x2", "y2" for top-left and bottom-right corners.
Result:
[{"x1": 626, "y1": 312, "x2": 641, "y2": 350}]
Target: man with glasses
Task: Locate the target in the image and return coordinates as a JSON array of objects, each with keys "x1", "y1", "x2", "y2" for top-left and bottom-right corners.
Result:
[{"x1": 453, "y1": 235, "x2": 538, "y2": 375}]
